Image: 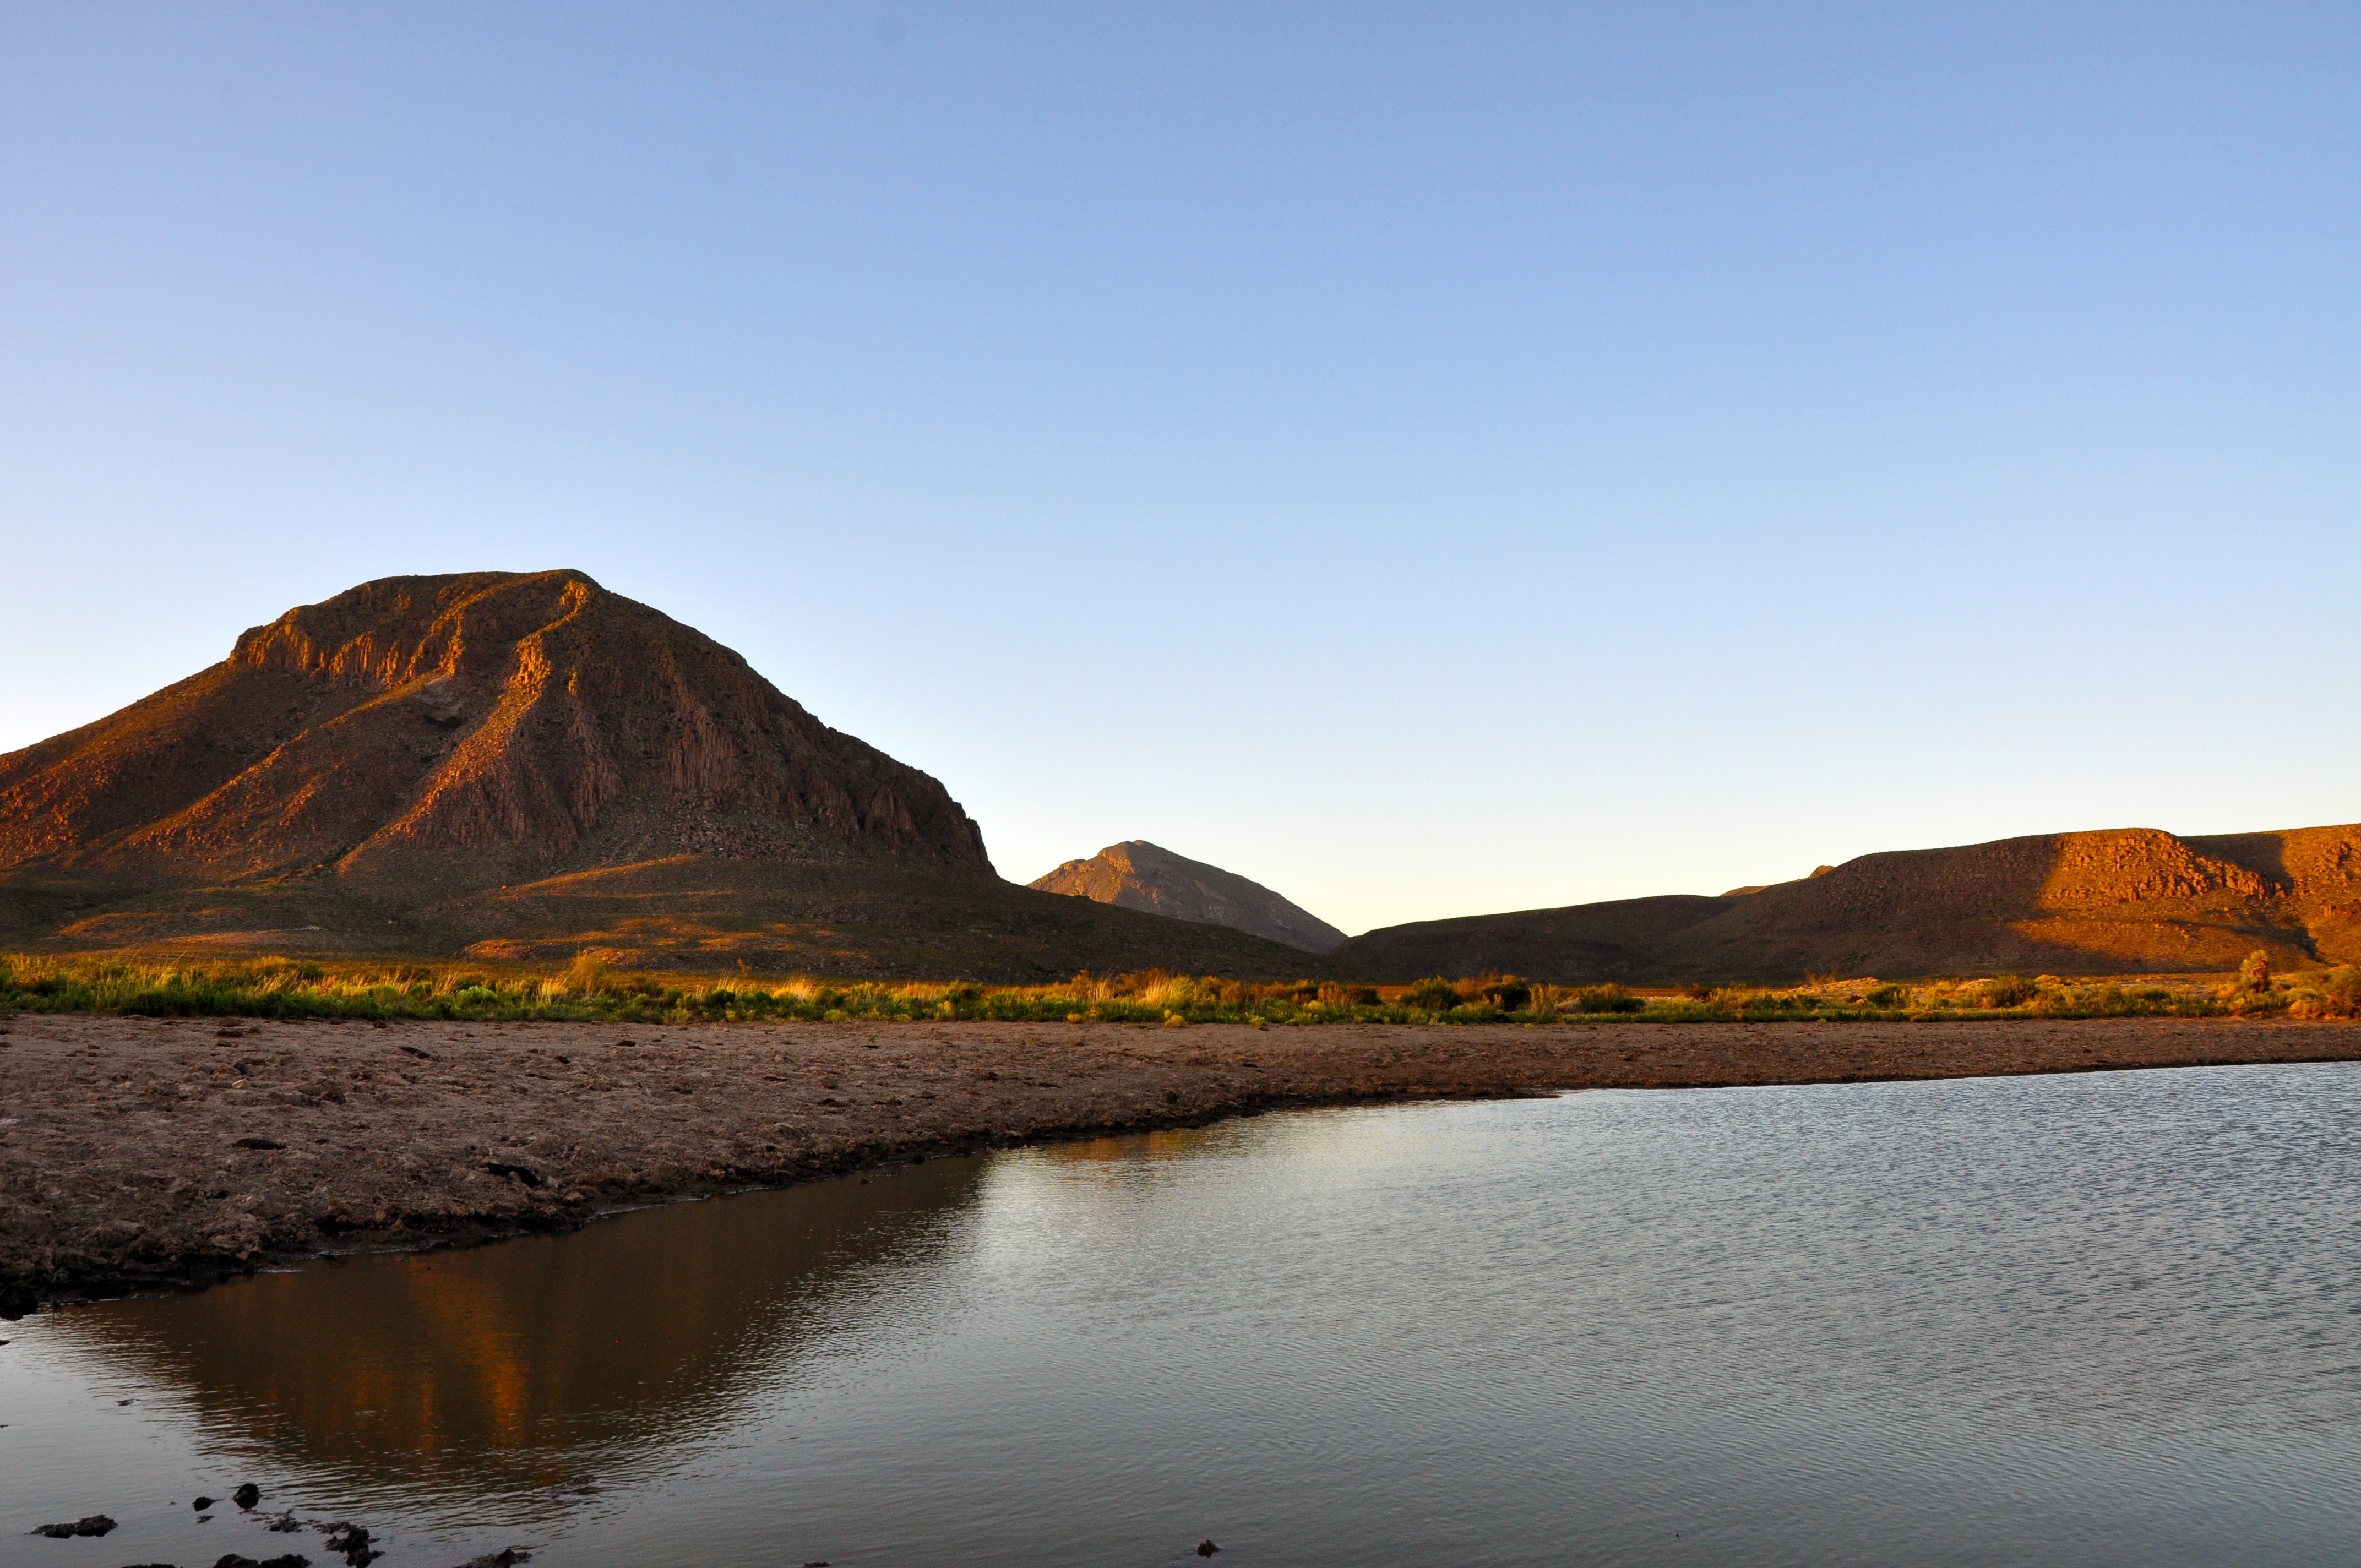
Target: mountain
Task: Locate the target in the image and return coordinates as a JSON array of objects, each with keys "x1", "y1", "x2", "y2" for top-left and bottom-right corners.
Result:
[
  {"x1": 1030, "y1": 840, "x2": 1348, "y2": 954},
  {"x1": 1, "y1": 570, "x2": 989, "y2": 889},
  {"x1": 0, "y1": 571, "x2": 1326, "y2": 980},
  {"x1": 1330, "y1": 824, "x2": 2361, "y2": 984}
]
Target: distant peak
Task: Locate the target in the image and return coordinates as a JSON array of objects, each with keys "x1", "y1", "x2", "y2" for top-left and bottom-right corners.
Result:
[{"x1": 1031, "y1": 840, "x2": 1345, "y2": 953}]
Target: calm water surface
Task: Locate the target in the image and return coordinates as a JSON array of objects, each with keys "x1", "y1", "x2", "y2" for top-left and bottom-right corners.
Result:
[{"x1": 5, "y1": 1064, "x2": 2359, "y2": 1566}]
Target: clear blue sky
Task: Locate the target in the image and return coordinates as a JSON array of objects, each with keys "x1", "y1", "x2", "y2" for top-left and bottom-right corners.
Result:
[{"x1": 4, "y1": 3, "x2": 2356, "y2": 936}]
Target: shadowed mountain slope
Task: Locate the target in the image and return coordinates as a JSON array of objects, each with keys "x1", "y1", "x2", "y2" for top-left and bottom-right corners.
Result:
[
  {"x1": 1332, "y1": 824, "x2": 2361, "y2": 984},
  {"x1": 0, "y1": 572, "x2": 1328, "y2": 980},
  {"x1": 1030, "y1": 840, "x2": 1347, "y2": 953}
]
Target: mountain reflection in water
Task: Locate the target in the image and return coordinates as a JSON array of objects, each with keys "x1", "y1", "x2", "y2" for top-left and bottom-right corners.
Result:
[{"x1": 43, "y1": 1155, "x2": 994, "y2": 1520}]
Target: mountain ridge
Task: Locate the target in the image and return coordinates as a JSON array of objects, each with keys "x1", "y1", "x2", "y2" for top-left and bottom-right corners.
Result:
[{"x1": 1331, "y1": 822, "x2": 2361, "y2": 983}]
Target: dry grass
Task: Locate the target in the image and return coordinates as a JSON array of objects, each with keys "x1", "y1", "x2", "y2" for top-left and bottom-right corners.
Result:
[{"x1": 5, "y1": 954, "x2": 2335, "y2": 1027}]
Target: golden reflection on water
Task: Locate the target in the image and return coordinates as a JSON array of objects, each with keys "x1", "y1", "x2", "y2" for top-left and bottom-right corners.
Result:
[
  {"x1": 1044, "y1": 1125, "x2": 1227, "y2": 1164},
  {"x1": 48, "y1": 1159, "x2": 989, "y2": 1510}
]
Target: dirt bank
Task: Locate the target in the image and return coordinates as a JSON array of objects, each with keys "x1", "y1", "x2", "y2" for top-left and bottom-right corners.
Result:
[{"x1": 4, "y1": 1012, "x2": 2355, "y2": 1314}]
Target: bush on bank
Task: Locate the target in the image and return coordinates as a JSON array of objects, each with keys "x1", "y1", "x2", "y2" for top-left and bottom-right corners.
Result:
[{"x1": 0, "y1": 955, "x2": 2336, "y2": 1026}]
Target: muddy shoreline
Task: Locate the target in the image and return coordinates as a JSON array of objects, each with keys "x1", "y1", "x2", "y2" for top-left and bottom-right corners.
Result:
[{"x1": 4, "y1": 1012, "x2": 2355, "y2": 1315}]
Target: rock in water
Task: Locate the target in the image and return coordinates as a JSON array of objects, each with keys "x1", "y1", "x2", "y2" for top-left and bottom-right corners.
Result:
[
  {"x1": 30, "y1": 1514, "x2": 116, "y2": 1537},
  {"x1": 232, "y1": 1482, "x2": 262, "y2": 1509}
]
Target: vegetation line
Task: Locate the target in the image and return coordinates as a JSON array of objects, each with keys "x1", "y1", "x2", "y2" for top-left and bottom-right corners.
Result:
[{"x1": 4, "y1": 952, "x2": 2355, "y2": 1026}]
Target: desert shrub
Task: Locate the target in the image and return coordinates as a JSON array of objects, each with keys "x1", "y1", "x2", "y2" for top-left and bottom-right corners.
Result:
[
  {"x1": 1864, "y1": 983, "x2": 1908, "y2": 1007},
  {"x1": 2288, "y1": 967, "x2": 2361, "y2": 1020},
  {"x1": 1476, "y1": 980, "x2": 1531, "y2": 1012},
  {"x1": 1680, "y1": 982, "x2": 1716, "y2": 1000},
  {"x1": 1404, "y1": 978, "x2": 1460, "y2": 1012},
  {"x1": 1983, "y1": 975, "x2": 2037, "y2": 1008},
  {"x1": 2239, "y1": 949, "x2": 2273, "y2": 990},
  {"x1": 1574, "y1": 984, "x2": 1645, "y2": 1014}
]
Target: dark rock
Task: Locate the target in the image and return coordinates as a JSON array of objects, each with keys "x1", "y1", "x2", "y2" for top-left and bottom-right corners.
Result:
[
  {"x1": 233, "y1": 1483, "x2": 262, "y2": 1509},
  {"x1": 30, "y1": 1513, "x2": 116, "y2": 1537},
  {"x1": 321, "y1": 1522, "x2": 376, "y2": 1566},
  {"x1": 1198, "y1": 1541, "x2": 1221, "y2": 1557},
  {"x1": 399, "y1": 1046, "x2": 434, "y2": 1060},
  {"x1": 232, "y1": 1138, "x2": 286, "y2": 1151},
  {"x1": 482, "y1": 1163, "x2": 543, "y2": 1188},
  {"x1": 455, "y1": 1551, "x2": 531, "y2": 1567},
  {"x1": 214, "y1": 1555, "x2": 313, "y2": 1568},
  {"x1": 192, "y1": 1497, "x2": 217, "y2": 1511}
]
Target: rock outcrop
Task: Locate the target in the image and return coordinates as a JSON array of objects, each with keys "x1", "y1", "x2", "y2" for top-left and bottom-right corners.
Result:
[{"x1": 1030, "y1": 841, "x2": 1346, "y2": 954}]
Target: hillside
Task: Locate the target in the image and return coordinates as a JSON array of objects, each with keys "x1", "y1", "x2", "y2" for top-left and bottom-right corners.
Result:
[
  {"x1": 0, "y1": 571, "x2": 1329, "y2": 981},
  {"x1": 1331, "y1": 824, "x2": 2361, "y2": 984},
  {"x1": 1030, "y1": 840, "x2": 1347, "y2": 953}
]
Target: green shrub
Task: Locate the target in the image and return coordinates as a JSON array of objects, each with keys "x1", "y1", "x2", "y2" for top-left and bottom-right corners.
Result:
[
  {"x1": 1983, "y1": 975, "x2": 2037, "y2": 1008},
  {"x1": 1574, "y1": 984, "x2": 1645, "y2": 1014},
  {"x1": 1864, "y1": 984, "x2": 1907, "y2": 1007},
  {"x1": 2291, "y1": 967, "x2": 2361, "y2": 1019},
  {"x1": 1404, "y1": 978, "x2": 1460, "y2": 1012},
  {"x1": 1478, "y1": 981, "x2": 1532, "y2": 1012}
]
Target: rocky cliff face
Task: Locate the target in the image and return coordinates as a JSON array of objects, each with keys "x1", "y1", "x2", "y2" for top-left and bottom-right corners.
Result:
[
  {"x1": 0, "y1": 570, "x2": 990, "y2": 895},
  {"x1": 1030, "y1": 841, "x2": 1346, "y2": 954}
]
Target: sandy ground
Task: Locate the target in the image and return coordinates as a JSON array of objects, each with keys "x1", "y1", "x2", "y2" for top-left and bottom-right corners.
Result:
[{"x1": 4, "y1": 1011, "x2": 2356, "y2": 1314}]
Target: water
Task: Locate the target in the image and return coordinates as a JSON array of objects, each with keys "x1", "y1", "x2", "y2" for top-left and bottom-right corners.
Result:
[{"x1": 6, "y1": 1064, "x2": 2359, "y2": 1566}]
